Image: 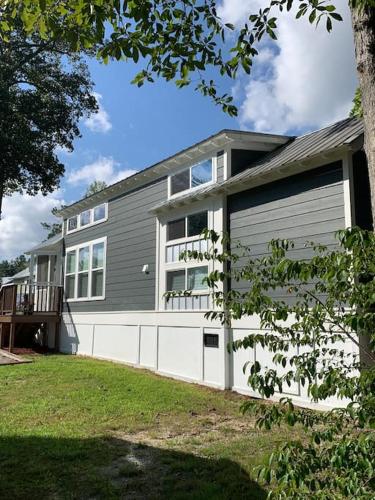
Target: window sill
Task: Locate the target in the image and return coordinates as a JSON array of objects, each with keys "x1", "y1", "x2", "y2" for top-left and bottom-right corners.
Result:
[
  {"x1": 168, "y1": 180, "x2": 216, "y2": 200},
  {"x1": 66, "y1": 296, "x2": 105, "y2": 302}
]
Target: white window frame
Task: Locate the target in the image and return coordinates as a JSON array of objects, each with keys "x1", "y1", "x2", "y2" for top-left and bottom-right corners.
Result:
[
  {"x1": 166, "y1": 264, "x2": 209, "y2": 296},
  {"x1": 66, "y1": 203, "x2": 108, "y2": 235},
  {"x1": 64, "y1": 236, "x2": 107, "y2": 302},
  {"x1": 158, "y1": 202, "x2": 218, "y2": 311},
  {"x1": 168, "y1": 157, "x2": 216, "y2": 199}
]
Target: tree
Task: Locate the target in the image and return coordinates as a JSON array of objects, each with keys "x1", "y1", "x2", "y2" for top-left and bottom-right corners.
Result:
[
  {"x1": 85, "y1": 180, "x2": 107, "y2": 198},
  {"x1": 1, "y1": 1, "x2": 374, "y2": 215},
  {"x1": 0, "y1": 254, "x2": 28, "y2": 281},
  {"x1": 41, "y1": 205, "x2": 66, "y2": 240},
  {"x1": 167, "y1": 227, "x2": 375, "y2": 498},
  {"x1": 0, "y1": 22, "x2": 98, "y2": 218}
]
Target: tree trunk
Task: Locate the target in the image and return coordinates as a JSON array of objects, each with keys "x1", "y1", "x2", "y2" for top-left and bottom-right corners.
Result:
[
  {"x1": 351, "y1": 5, "x2": 375, "y2": 224},
  {"x1": 0, "y1": 171, "x2": 4, "y2": 220}
]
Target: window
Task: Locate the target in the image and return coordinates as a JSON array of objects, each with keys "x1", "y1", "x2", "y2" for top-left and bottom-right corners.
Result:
[
  {"x1": 187, "y1": 212, "x2": 207, "y2": 237},
  {"x1": 169, "y1": 158, "x2": 213, "y2": 196},
  {"x1": 191, "y1": 160, "x2": 212, "y2": 187},
  {"x1": 66, "y1": 203, "x2": 107, "y2": 234},
  {"x1": 65, "y1": 238, "x2": 106, "y2": 301},
  {"x1": 166, "y1": 266, "x2": 208, "y2": 292},
  {"x1": 167, "y1": 211, "x2": 208, "y2": 242},
  {"x1": 167, "y1": 218, "x2": 185, "y2": 241},
  {"x1": 68, "y1": 216, "x2": 78, "y2": 232},
  {"x1": 170, "y1": 170, "x2": 190, "y2": 196},
  {"x1": 166, "y1": 270, "x2": 185, "y2": 292},
  {"x1": 93, "y1": 204, "x2": 106, "y2": 222},
  {"x1": 187, "y1": 266, "x2": 207, "y2": 291},
  {"x1": 162, "y1": 207, "x2": 211, "y2": 311},
  {"x1": 80, "y1": 210, "x2": 91, "y2": 227}
]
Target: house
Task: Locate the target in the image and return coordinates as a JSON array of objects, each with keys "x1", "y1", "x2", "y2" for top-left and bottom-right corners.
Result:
[{"x1": 0, "y1": 117, "x2": 370, "y2": 408}]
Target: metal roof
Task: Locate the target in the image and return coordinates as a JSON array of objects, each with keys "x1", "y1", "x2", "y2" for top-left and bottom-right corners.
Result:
[
  {"x1": 225, "y1": 117, "x2": 363, "y2": 186},
  {"x1": 10, "y1": 268, "x2": 30, "y2": 279},
  {"x1": 25, "y1": 233, "x2": 63, "y2": 254},
  {"x1": 151, "y1": 118, "x2": 364, "y2": 212}
]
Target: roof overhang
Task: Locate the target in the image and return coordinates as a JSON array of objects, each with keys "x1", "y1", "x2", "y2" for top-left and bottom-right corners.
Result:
[
  {"x1": 57, "y1": 129, "x2": 290, "y2": 219},
  {"x1": 150, "y1": 140, "x2": 361, "y2": 214}
]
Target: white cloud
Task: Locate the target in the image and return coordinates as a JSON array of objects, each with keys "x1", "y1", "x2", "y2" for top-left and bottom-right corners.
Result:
[
  {"x1": 67, "y1": 156, "x2": 137, "y2": 186},
  {"x1": 0, "y1": 192, "x2": 65, "y2": 261},
  {"x1": 84, "y1": 92, "x2": 112, "y2": 133},
  {"x1": 218, "y1": 1, "x2": 357, "y2": 133}
]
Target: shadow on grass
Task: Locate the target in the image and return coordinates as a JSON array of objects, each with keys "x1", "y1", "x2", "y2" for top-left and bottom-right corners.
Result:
[{"x1": 0, "y1": 435, "x2": 266, "y2": 499}]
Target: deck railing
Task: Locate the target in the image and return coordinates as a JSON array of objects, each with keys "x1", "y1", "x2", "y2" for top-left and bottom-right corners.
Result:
[{"x1": 0, "y1": 284, "x2": 63, "y2": 316}]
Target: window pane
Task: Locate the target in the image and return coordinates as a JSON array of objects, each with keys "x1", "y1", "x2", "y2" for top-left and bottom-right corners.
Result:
[
  {"x1": 68, "y1": 216, "x2": 77, "y2": 232},
  {"x1": 78, "y1": 247, "x2": 90, "y2": 271},
  {"x1": 92, "y1": 242, "x2": 104, "y2": 269},
  {"x1": 166, "y1": 270, "x2": 185, "y2": 291},
  {"x1": 170, "y1": 170, "x2": 189, "y2": 195},
  {"x1": 167, "y1": 218, "x2": 185, "y2": 241},
  {"x1": 191, "y1": 160, "x2": 212, "y2": 187},
  {"x1": 78, "y1": 273, "x2": 88, "y2": 298},
  {"x1": 187, "y1": 266, "x2": 208, "y2": 291},
  {"x1": 80, "y1": 210, "x2": 91, "y2": 227},
  {"x1": 65, "y1": 275, "x2": 75, "y2": 299},
  {"x1": 66, "y1": 251, "x2": 76, "y2": 274},
  {"x1": 91, "y1": 270, "x2": 104, "y2": 297},
  {"x1": 187, "y1": 211, "x2": 208, "y2": 237},
  {"x1": 93, "y1": 204, "x2": 106, "y2": 222}
]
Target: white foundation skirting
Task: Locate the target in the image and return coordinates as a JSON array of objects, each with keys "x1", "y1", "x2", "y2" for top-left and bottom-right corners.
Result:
[{"x1": 58, "y1": 310, "x2": 354, "y2": 410}]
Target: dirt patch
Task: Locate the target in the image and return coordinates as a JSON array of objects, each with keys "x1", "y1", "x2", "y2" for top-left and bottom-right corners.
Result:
[{"x1": 112, "y1": 411, "x2": 256, "y2": 449}]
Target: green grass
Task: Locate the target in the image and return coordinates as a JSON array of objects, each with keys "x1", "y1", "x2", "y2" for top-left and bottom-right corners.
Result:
[{"x1": 0, "y1": 355, "x2": 298, "y2": 499}]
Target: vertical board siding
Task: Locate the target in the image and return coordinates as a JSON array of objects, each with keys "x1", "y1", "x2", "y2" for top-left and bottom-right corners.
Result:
[
  {"x1": 217, "y1": 151, "x2": 225, "y2": 182},
  {"x1": 64, "y1": 178, "x2": 167, "y2": 312},
  {"x1": 228, "y1": 162, "x2": 345, "y2": 300}
]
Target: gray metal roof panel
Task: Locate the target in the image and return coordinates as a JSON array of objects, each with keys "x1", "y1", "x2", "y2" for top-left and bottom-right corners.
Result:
[
  {"x1": 26, "y1": 233, "x2": 63, "y2": 254},
  {"x1": 224, "y1": 117, "x2": 363, "y2": 186}
]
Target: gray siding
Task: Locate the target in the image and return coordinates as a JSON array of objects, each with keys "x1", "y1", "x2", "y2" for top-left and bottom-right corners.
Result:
[
  {"x1": 64, "y1": 178, "x2": 167, "y2": 312},
  {"x1": 228, "y1": 162, "x2": 345, "y2": 299}
]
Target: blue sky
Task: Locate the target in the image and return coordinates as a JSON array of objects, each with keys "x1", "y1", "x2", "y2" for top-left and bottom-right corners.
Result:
[
  {"x1": 0, "y1": 0, "x2": 358, "y2": 260},
  {"x1": 61, "y1": 58, "x2": 238, "y2": 203}
]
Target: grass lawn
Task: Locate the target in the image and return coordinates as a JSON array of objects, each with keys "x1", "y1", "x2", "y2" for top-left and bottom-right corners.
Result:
[{"x1": 0, "y1": 355, "x2": 298, "y2": 499}]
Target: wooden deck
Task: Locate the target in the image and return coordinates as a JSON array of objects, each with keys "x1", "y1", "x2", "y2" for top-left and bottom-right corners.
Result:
[{"x1": 0, "y1": 284, "x2": 62, "y2": 352}]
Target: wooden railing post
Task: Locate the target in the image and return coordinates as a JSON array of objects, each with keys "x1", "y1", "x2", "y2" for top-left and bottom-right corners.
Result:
[{"x1": 11, "y1": 285, "x2": 17, "y2": 314}]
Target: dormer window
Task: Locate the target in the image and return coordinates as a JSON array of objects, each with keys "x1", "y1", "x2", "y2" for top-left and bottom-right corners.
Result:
[
  {"x1": 80, "y1": 210, "x2": 91, "y2": 227},
  {"x1": 68, "y1": 216, "x2": 78, "y2": 232},
  {"x1": 169, "y1": 159, "x2": 214, "y2": 197},
  {"x1": 66, "y1": 203, "x2": 108, "y2": 234}
]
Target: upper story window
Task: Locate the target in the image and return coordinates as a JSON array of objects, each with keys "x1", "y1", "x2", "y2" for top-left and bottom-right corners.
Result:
[
  {"x1": 66, "y1": 203, "x2": 108, "y2": 234},
  {"x1": 167, "y1": 211, "x2": 208, "y2": 242},
  {"x1": 65, "y1": 237, "x2": 106, "y2": 301},
  {"x1": 169, "y1": 159, "x2": 214, "y2": 197}
]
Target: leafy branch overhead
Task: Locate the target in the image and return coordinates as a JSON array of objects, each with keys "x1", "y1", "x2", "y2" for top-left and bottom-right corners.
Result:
[{"x1": 0, "y1": 1, "x2": 350, "y2": 116}]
